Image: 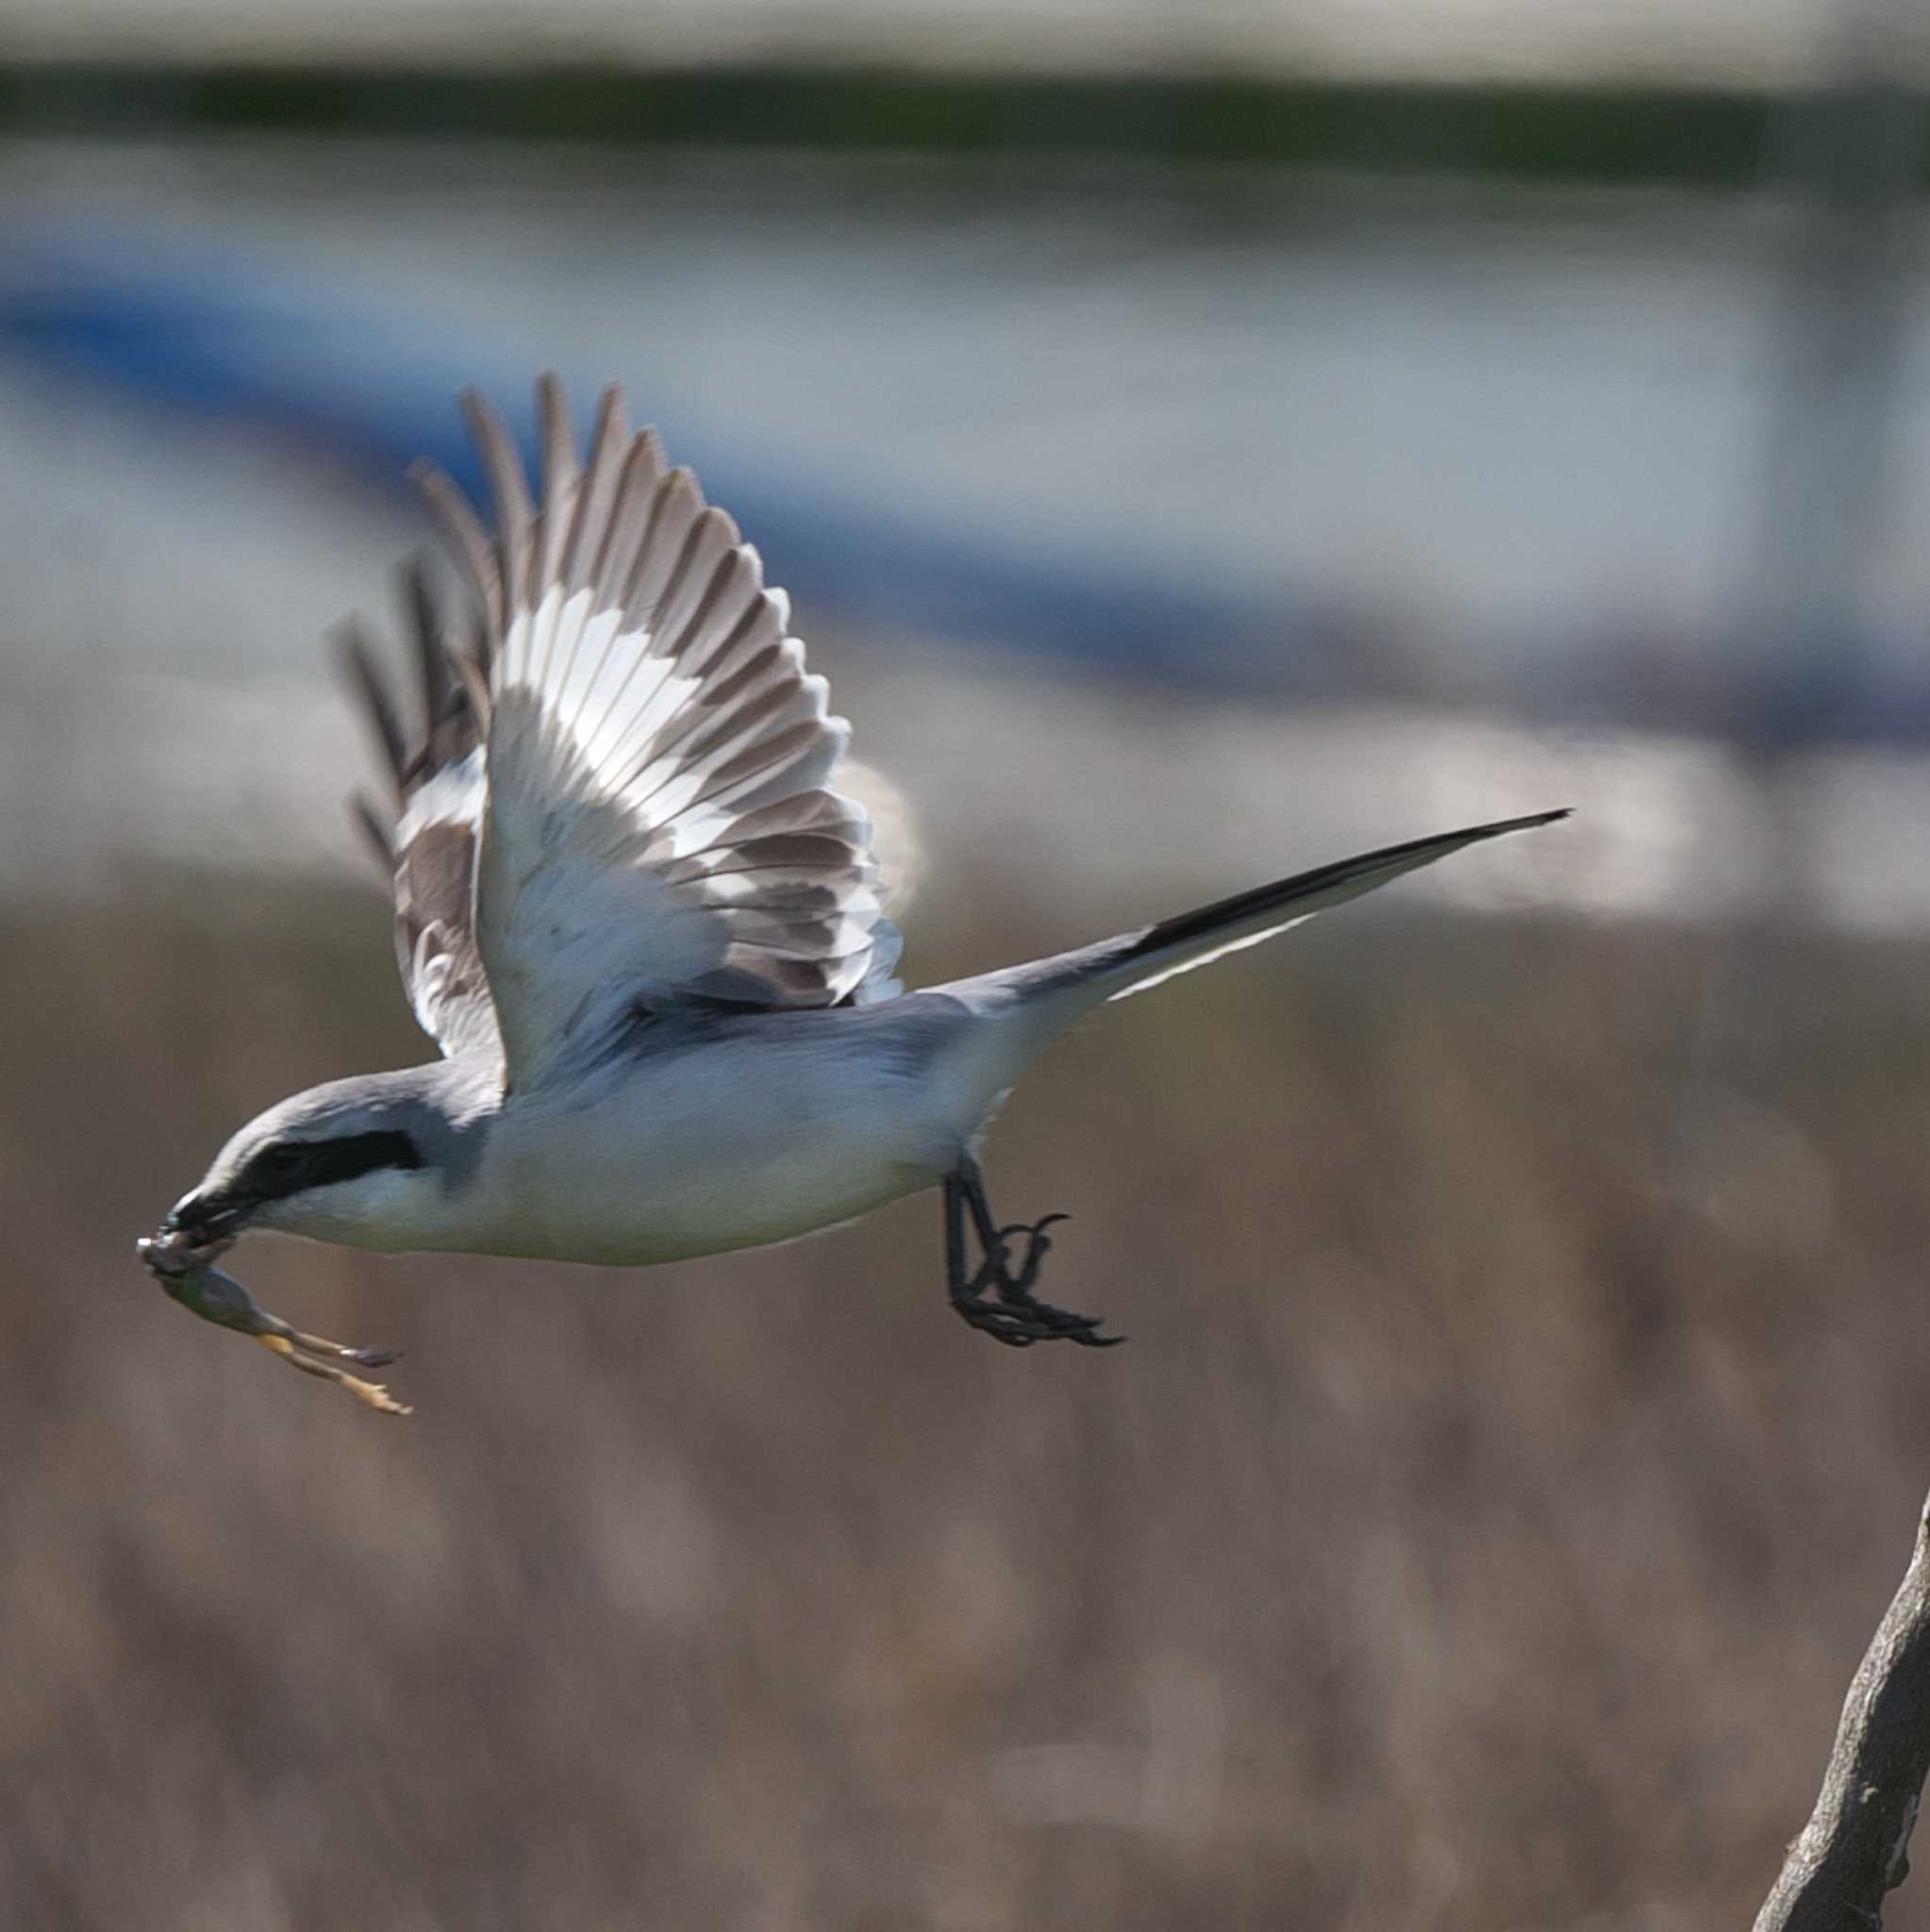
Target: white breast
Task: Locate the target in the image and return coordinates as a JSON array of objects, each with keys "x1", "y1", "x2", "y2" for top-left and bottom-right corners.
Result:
[{"x1": 458, "y1": 1017, "x2": 968, "y2": 1266}]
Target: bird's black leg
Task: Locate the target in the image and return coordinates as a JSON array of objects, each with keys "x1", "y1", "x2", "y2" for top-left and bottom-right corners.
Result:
[{"x1": 943, "y1": 1156, "x2": 1123, "y2": 1347}]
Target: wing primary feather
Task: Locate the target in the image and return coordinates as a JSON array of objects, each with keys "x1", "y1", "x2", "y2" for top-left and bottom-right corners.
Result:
[
  {"x1": 401, "y1": 556, "x2": 451, "y2": 741},
  {"x1": 613, "y1": 620, "x2": 791, "y2": 800},
  {"x1": 560, "y1": 386, "x2": 629, "y2": 596},
  {"x1": 531, "y1": 373, "x2": 581, "y2": 689},
  {"x1": 569, "y1": 468, "x2": 698, "y2": 746},
  {"x1": 696, "y1": 715, "x2": 835, "y2": 808},
  {"x1": 334, "y1": 622, "x2": 408, "y2": 792},
  {"x1": 690, "y1": 584, "x2": 786, "y2": 687},
  {"x1": 411, "y1": 458, "x2": 502, "y2": 632},
  {"x1": 559, "y1": 445, "x2": 674, "y2": 740},
  {"x1": 597, "y1": 550, "x2": 763, "y2": 784},
  {"x1": 618, "y1": 468, "x2": 704, "y2": 636},
  {"x1": 460, "y1": 386, "x2": 533, "y2": 625},
  {"x1": 590, "y1": 427, "x2": 667, "y2": 611},
  {"x1": 463, "y1": 598, "x2": 493, "y2": 680},
  {"x1": 670, "y1": 548, "x2": 762, "y2": 671},
  {"x1": 639, "y1": 654, "x2": 804, "y2": 793},
  {"x1": 450, "y1": 641, "x2": 492, "y2": 732},
  {"x1": 653, "y1": 508, "x2": 745, "y2": 657},
  {"x1": 349, "y1": 791, "x2": 394, "y2": 870}
]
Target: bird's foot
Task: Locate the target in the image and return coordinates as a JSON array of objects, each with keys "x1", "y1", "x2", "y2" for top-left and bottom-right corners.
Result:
[
  {"x1": 950, "y1": 1213, "x2": 1124, "y2": 1348},
  {"x1": 137, "y1": 1235, "x2": 411, "y2": 1416}
]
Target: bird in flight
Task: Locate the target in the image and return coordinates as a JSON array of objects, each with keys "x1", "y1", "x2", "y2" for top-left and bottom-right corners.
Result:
[{"x1": 141, "y1": 376, "x2": 1566, "y2": 1413}]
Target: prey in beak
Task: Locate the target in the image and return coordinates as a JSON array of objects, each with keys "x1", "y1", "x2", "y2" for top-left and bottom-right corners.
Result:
[
  {"x1": 137, "y1": 1225, "x2": 411, "y2": 1417},
  {"x1": 141, "y1": 1084, "x2": 441, "y2": 1415}
]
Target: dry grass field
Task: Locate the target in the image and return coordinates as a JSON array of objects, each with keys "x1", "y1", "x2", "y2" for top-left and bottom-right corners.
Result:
[{"x1": 5, "y1": 871, "x2": 1929, "y2": 1928}]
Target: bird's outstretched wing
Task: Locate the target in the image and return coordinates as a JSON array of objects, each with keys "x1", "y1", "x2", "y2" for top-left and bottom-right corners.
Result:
[
  {"x1": 416, "y1": 375, "x2": 901, "y2": 1091},
  {"x1": 338, "y1": 562, "x2": 504, "y2": 1066}
]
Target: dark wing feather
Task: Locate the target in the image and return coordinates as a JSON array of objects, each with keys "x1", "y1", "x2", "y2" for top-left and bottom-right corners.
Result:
[{"x1": 334, "y1": 566, "x2": 502, "y2": 1065}]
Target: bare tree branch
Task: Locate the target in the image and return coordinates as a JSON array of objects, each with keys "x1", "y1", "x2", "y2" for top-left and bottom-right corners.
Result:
[{"x1": 1756, "y1": 1489, "x2": 1930, "y2": 1931}]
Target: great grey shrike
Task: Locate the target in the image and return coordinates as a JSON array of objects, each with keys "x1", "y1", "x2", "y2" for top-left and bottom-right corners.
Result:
[{"x1": 141, "y1": 376, "x2": 1565, "y2": 1413}]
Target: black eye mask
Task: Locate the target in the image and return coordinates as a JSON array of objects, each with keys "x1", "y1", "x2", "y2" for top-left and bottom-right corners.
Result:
[{"x1": 241, "y1": 1130, "x2": 424, "y2": 1203}]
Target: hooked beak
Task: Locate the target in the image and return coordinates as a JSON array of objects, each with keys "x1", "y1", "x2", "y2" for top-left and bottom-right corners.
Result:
[{"x1": 157, "y1": 1188, "x2": 248, "y2": 1253}]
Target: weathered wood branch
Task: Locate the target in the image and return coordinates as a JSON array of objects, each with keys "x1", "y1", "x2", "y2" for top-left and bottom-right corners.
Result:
[{"x1": 1755, "y1": 1488, "x2": 1930, "y2": 1931}]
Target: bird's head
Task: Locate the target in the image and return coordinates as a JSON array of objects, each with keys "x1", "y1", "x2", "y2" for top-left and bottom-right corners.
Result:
[{"x1": 158, "y1": 1067, "x2": 483, "y2": 1253}]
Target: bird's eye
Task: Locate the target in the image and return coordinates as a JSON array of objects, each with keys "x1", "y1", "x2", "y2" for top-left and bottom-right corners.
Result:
[{"x1": 257, "y1": 1143, "x2": 309, "y2": 1181}]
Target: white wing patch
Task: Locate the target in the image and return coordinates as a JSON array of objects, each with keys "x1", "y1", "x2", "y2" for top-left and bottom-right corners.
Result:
[{"x1": 420, "y1": 377, "x2": 901, "y2": 1091}]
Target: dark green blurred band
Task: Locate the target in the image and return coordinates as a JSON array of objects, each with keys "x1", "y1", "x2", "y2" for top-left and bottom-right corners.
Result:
[{"x1": 4, "y1": 63, "x2": 1921, "y2": 190}]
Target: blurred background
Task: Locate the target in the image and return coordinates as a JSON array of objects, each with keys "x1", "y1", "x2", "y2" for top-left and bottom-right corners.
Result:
[{"x1": 5, "y1": 1, "x2": 1930, "y2": 1925}]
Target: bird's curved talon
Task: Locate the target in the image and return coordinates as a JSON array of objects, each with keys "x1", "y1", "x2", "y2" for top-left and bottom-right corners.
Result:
[
  {"x1": 1003, "y1": 1296, "x2": 1120, "y2": 1344},
  {"x1": 951, "y1": 1291, "x2": 1123, "y2": 1349},
  {"x1": 994, "y1": 1212, "x2": 1070, "y2": 1245},
  {"x1": 952, "y1": 1302, "x2": 1038, "y2": 1346},
  {"x1": 990, "y1": 1213, "x2": 1071, "y2": 1301},
  {"x1": 945, "y1": 1172, "x2": 1120, "y2": 1346}
]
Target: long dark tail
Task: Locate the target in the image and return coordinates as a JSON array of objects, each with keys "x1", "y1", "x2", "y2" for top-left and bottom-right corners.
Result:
[
  {"x1": 1101, "y1": 808, "x2": 1570, "y2": 1002},
  {"x1": 938, "y1": 808, "x2": 1570, "y2": 1109}
]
